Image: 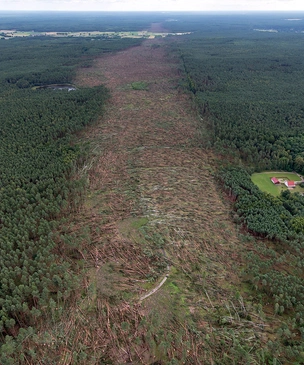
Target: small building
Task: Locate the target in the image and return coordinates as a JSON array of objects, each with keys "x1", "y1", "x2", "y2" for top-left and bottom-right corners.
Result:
[
  {"x1": 271, "y1": 177, "x2": 280, "y2": 184},
  {"x1": 285, "y1": 180, "x2": 295, "y2": 188}
]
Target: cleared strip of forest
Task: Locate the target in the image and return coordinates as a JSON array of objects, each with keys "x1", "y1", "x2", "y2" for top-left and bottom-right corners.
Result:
[{"x1": 37, "y1": 39, "x2": 282, "y2": 364}]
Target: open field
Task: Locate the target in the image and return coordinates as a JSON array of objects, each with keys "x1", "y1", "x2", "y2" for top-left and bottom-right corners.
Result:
[
  {"x1": 251, "y1": 171, "x2": 303, "y2": 196},
  {"x1": 0, "y1": 29, "x2": 191, "y2": 40}
]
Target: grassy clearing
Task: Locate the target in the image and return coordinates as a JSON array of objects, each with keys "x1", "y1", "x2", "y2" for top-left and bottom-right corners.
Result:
[
  {"x1": 131, "y1": 81, "x2": 149, "y2": 90},
  {"x1": 252, "y1": 171, "x2": 303, "y2": 196}
]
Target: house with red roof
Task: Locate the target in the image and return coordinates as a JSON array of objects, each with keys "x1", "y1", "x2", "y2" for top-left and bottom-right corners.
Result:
[
  {"x1": 285, "y1": 180, "x2": 295, "y2": 188},
  {"x1": 271, "y1": 177, "x2": 280, "y2": 184}
]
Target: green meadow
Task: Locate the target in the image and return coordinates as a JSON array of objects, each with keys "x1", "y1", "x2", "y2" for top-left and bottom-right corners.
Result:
[{"x1": 251, "y1": 171, "x2": 303, "y2": 196}]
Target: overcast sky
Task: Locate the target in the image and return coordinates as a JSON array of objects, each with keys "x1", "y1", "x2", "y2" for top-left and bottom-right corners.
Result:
[{"x1": 0, "y1": 0, "x2": 304, "y2": 12}]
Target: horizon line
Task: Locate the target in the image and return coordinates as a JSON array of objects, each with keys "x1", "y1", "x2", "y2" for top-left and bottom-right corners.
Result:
[{"x1": 1, "y1": 9, "x2": 304, "y2": 12}]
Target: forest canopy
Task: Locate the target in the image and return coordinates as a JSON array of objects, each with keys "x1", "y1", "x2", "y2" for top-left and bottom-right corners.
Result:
[
  {"x1": 172, "y1": 15, "x2": 304, "y2": 362},
  {"x1": 0, "y1": 24, "x2": 143, "y2": 362}
]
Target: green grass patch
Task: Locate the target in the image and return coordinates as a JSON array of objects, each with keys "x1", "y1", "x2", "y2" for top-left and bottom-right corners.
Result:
[
  {"x1": 251, "y1": 171, "x2": 302, "y2": 196},
  {"x1": 131, "y1": 217, "x2": 149, "y2": 229},
  {"x1": 131, "y1": 81, "x2": 149, "y2": 90},
  {"x1": 167, "y1": 281, "x2": 180, "y2": 294},
  {"x1": 118, "y1": 217, "x2": 149, "y2": 245}
]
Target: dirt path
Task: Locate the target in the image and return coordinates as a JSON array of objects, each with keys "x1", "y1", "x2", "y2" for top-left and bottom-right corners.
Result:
[
  {"x1": 71, "y1": 38, "x2": 249, "y2": 363},
  {"x1": 139, "y1": 273, "x2": 169, "y2": 301}
]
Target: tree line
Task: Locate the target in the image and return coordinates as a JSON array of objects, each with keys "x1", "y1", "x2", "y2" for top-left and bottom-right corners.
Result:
[
  {"x1": 0, "y1": 32, "x2": 143, "y2": 364},
  {"x1": 173, "y1": 24, "x2": 304, "y2": 363},
  {"x1": 176, "y1": 32, "x2": 304, "y2": 173}
]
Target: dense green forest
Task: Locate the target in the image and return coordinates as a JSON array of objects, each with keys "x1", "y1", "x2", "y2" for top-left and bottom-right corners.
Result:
[
  {"x1": 171, "y1": 14, "x2": 304, "y2": 363},
  {"x1": 0, "y1": 35, "x2": 142, "y2": 89},
  {"x1": 0, "y1": 11, "x2": 164, "y2": 32},
  {"x1": 0, "y1": 26, "x2": 143, "y2": 363},
  {"x1": 165, "y1": 12, "x2": 304, "y2": 33},
  {"x1": 174, "y1": 30, "x2": 304, "y2": 172}
]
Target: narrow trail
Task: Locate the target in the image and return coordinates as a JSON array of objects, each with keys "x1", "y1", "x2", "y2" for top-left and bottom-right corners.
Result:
[
  {"x1": 139, "y1": 248, "x2": 170, "y2": 301},
  {"x1": 139, "y1": 273, "x2": 169, "y2": 301},
  {"x1": 75, "y1": 38, "x2": 240, "y2": 308}
]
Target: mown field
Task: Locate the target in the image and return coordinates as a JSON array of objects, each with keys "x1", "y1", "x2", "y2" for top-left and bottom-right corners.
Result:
[{"x1": 251, "y1": 171, "x2": 303, "y2": 196}]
